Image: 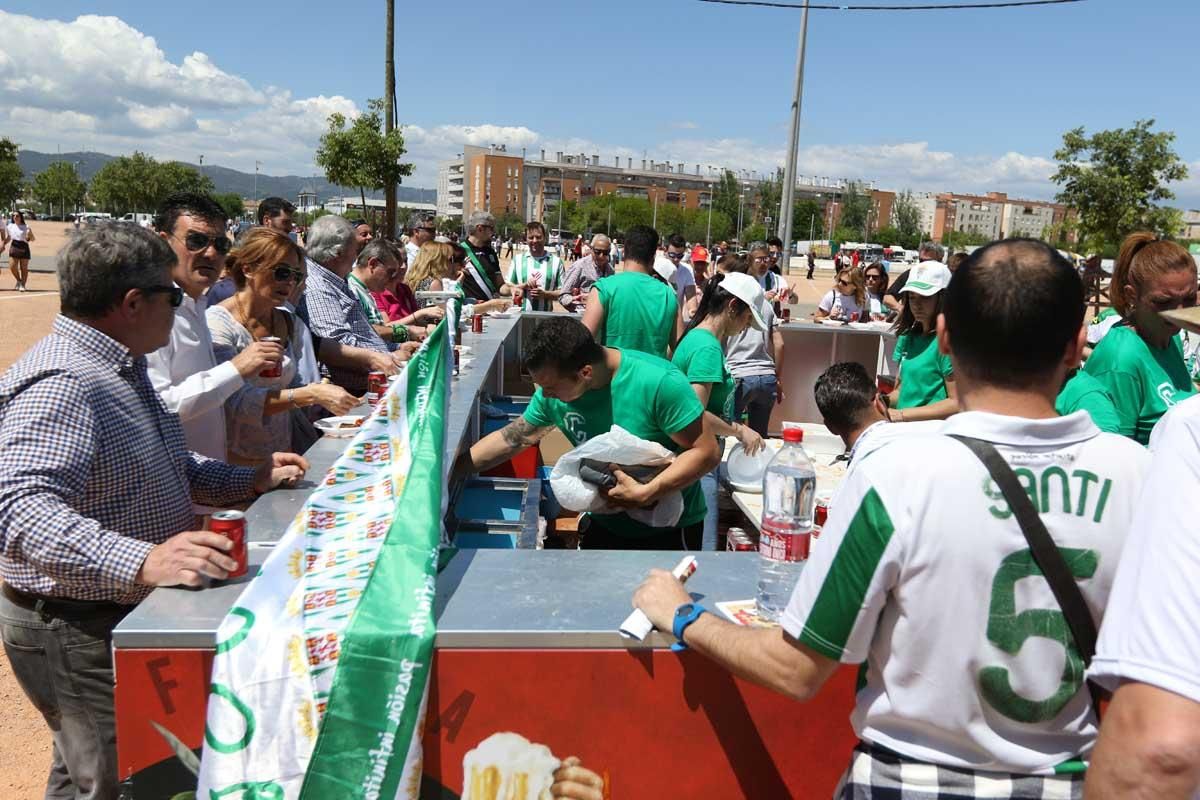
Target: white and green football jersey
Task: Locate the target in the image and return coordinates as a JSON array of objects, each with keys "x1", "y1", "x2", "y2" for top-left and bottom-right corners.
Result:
[
  {"x1": 506, "y1": 252, "x2": 563, "y2": 312},
  {"x1": 783, "y1": 411, "x2": 1150, "y2": 774}
]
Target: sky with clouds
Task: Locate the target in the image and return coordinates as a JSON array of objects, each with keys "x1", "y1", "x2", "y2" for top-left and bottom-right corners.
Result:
[{"x1": 2, "y1": 1, "x2": 1198, "y2": 206}]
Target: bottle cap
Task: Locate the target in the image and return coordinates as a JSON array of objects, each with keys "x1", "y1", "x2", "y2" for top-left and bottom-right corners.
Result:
[{"x1": 782, "y1": 427, "x2": 804, "y2": 443}]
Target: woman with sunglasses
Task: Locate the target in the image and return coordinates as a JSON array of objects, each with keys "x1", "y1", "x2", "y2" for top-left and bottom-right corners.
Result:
[
  {"x1": 863, "y1": 262, "x2": 890, "y2": 320},
  {"x1": 1083, "y1": 232, "x2": 1197, "y2": 444},
  {"x1": 207, "y1": 228, "x2": 358, "y2": 464},
  {"x1": 407, "y1": 242, "x2": 508, "y2": 314},
  {"x1": 4, "y1": 211, "x2": 35, "y2": 291},
  {"x1": 814, "y1": 268, "x2": 867, "y2": 322},
  {"x1": 884, "y1": 261, "x2": 959, "y2": 422}
]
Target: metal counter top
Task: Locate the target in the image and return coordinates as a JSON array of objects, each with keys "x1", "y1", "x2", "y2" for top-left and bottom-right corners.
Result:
[
  {"x1": 246, "y1": 313, "x2": 519, "y2": 545},
  {"x1": 112, "y1": 549, "x2": 766, "y2": 650},
  {"x1": 779, "y1": 320, "x2": 896, "y2": 338}
]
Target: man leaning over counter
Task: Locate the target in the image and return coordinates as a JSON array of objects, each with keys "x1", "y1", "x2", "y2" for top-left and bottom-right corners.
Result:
[{"x1": 456, "y1": 316, "x2": 720, "y2": 550}]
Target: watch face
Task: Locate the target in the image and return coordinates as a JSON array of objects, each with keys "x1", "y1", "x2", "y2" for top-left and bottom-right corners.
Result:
[{"x1": 675, "y1": 603, "x2": 697, "y2": 620}]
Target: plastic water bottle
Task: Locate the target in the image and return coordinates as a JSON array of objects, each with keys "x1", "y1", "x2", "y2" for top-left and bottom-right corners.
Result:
[{"x1": 757, "y1": 427, "x2": 816, "y2": 621}]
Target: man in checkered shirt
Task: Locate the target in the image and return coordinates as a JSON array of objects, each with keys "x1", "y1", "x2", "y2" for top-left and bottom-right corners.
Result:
[
  {"x1": 298, "y1": 214, "x2": 415, "y2": 396},
  {"x1": 632, "y1": 240, "x2": 1150, "y2": 798},
  {"x1": 0, "y1": 224, "x2": 309, "y2": 800}
]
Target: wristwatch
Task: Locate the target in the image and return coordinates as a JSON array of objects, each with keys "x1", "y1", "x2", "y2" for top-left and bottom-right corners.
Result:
[{"x1": 671, "y1": 602, "x2": 708, "y2": 651}]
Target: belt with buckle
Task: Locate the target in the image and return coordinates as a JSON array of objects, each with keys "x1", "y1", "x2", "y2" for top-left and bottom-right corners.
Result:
[{"x1": 1, "y1": 583, "x2": 131, "y2": 617}]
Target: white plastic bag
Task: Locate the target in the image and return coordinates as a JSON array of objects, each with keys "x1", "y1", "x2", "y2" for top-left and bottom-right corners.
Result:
[{"x1": 549, "y1": 425, "x2": 683, "y2": 528}]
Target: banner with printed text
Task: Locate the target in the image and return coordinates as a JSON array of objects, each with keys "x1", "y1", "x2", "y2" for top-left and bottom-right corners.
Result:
[{"x1": 197, "y1": 310, "x2": 453, "y2": 800}]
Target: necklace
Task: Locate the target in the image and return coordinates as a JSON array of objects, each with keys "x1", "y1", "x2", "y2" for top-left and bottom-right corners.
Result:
[{"x1": 233, "y1": 291, "x2": 278, "y2": 341}]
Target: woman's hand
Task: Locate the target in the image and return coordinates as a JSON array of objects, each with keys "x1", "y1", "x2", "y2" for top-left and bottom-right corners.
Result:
[
  {"x1": 417, "y1": 306, "x2": 444, "y2": 324},
  {"x1": 736, "y1": 422, "x2": 765, "y2": 455},
  {"x1": 308, "y1": 383, "x2": 359, "y2": 416}
]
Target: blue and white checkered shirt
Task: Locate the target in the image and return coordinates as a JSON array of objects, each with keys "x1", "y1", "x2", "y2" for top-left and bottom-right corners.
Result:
[
  {"x1": 297, "y1": 258, "x2": 392, "y2": 395},
  {"x1": 0, "y1": 316, "x2": 257, "y2": 604}
]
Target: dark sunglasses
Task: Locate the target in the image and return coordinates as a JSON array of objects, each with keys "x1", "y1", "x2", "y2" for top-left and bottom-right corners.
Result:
[
  {"x1": 272, "y1": 265, "x2": 306, "y2": 283},
  {"x1": 140, "y1": 285, "x2": 184, "y2": 307},
  {"x1": 175, "y1": 231, "x2": 231, "y2": 254},
  {"x1": 416, "y1": 226, "x2": 437, "y2": 234},
  {"x1": 592, "y1": 248, "x2": 611, "y2": 255},
  {"x1": 865, "y1": 273, "x2": 884, "y2": 281},
  {"x1": 837, "y1": 279, "x2": 852, "y2": 287},
  {"x1": 666, "y1": 251, "x2": 684, "y2": 260}
]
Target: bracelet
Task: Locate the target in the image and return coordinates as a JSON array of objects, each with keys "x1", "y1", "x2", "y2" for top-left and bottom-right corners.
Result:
[{"x1": 391, "y1": 323, "x2": 409, "y2": 344}]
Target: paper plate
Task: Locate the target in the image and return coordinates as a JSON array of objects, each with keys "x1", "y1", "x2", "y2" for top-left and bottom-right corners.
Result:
[{"x1": 314, "y1": 415, "x2": 367, "y2": 438}]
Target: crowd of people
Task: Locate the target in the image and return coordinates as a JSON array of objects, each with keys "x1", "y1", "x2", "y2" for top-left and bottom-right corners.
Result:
[{"x1": 3, "y1": 180, "x2": 1200, "y2": 798}]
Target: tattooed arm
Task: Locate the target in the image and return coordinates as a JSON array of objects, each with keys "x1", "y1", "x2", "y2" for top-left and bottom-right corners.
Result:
[{"x1": 456, "y1": 417, "x2": 555, "y2": 475}]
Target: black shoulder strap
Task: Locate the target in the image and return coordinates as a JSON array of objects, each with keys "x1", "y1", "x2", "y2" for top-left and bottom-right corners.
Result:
[{"x1": 948, "y1": 434, "x2": 1104, "y2": 713}]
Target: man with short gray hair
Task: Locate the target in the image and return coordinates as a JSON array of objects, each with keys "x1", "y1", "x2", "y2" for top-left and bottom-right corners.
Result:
[
  {"x1": 405, "y1": 212, "x2": 436, "y2": 264},
  {"x1": 299, "y1": 215, "x2": 412, "y2": 395},
  {"x1": 0, "y1": 224, "x2": 307, "y2": 800},
  {"x1": 884, "y1": 240, "x2": 949, "y2": 313},
  {"x1": 459, "y1": 210, "x2": 505, "y2": 302},
  {"x1": 560, "y1": 233, "x2": 615, "y2": 312}
]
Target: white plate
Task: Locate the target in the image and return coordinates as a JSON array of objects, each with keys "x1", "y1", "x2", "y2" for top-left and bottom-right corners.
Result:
[
  {"x1": 314, "y1": 415, "x2": 367, "y2": 438},
  {"x1": 487, "y1": 309, "x2": 521, "y2": 318}
]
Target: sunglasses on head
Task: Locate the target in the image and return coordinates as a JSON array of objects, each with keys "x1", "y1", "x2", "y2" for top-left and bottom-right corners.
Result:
[
  {"x1": 140, "y1": 285, "x2": 184, "y2": 307},
  {"x1": 176, "y1": 231, "x2": 231, "y2": 254},
  {"x1": 272, "y1": 265, "x2": 305, "y2": 283}
]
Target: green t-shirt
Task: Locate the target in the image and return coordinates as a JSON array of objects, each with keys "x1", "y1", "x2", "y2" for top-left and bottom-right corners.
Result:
[
  {"x1": 1056, "y1": 370, "x2": 1121, "y2": 434},
  {"x1": 523, "y1": 349, "x2": 705, "y2": 537},
  {"x1": 893, "y1": 330, "x2": 953, "y2": 410},
  {"x1": 1084, "y1": 324, "x2": 1196, "y2": 445},
  {"x1": 594, "y1": 271, "x2": 678, "y2": 358},
  {"x1": 671, "y1": 328, "x2": 736, "y2": 421}
]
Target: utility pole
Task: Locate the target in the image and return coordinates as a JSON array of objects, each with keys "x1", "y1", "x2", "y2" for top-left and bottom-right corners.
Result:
[
  {"x1": 652, "y1": 188, "x2": 659, "y2": 229},
  {"x1": 778, "y1": 0, "x2": 811, "y2": 267},
  {"x1": 199, "y1": 154, "x2": 204, "y2": 177},
  {"x1": 384, "y1": 0, "x2": 397, "y2": 238},
  {"x1": 254, "y1": 161, "x2": 261, "y2": 205}
]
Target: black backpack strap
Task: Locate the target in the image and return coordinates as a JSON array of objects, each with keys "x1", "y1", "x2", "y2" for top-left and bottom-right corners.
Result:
[{"x1": 948, "y1": 434, "x2": 1105, "y2": 716}]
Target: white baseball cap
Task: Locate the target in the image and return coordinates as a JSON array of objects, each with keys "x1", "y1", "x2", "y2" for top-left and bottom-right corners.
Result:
[
  {"x1": 653, "y1": 254, "x2": 677, "y2": 283},
  {"x1": 717, "y1": 272, "x2": 767, "y2": 331},
  {"x1": 900, "y1": 261, "x2": 952, "y2": 296}
]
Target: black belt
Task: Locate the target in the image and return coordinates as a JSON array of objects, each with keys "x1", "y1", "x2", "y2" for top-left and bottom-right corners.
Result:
[{"x1": 2, "y1": 583, "x2": 131, "y2": 618}]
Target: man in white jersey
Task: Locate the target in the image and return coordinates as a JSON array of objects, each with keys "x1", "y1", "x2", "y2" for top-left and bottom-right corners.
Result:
[
  {"x1": 1084, "y1": 392, "x2": 1200, "y2": 798},
  {"x1": 502, "y1": 220, "x2": 563, "y2": 312},
  {"x1": 633, "y1": 238, "x2": 1150, "y2": 798}
]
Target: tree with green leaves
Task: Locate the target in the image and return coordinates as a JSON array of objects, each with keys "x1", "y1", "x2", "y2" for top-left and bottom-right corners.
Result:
[
  {"x1": 90, "y1": 152, "x2": 214, "y2": 214},
  {"x1": 792, "y1": 198, "x2": 823, "y2": 240},
  {"x1": 31, "y1": 161, "x2": 87, "y2": 217},
  {"x1": 0, "y1": 138, "x2": 22, "y2": 213},
  {"x1": 315, "y1": 98, "x2": 413, "y2": 231},
  {"x1": 892, "y1": 190, "x2": 923, "y2": 246},
  {"x1": 1051, "y1": 119, "x2": 1188, "y2": 250},
  {"x1": 837, "y1": 182, "x2": 872, "y2": 238},
  {"x1": 214, "y1": 192, "x2": 246, "y2": 221},
  {"x1": 711, "y1": 170, "x2": 742, "y2": 228}
]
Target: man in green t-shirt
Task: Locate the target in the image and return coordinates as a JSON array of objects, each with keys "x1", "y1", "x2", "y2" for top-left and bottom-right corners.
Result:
[
  {"x1": 582, "y1": 224, "x2": 683, "y2": 358},
  {"x1": 457, "y1": 316, "x2": 720, "y2": 549}
]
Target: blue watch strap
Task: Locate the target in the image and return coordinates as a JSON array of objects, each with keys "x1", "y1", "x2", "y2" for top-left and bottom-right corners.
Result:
[{"x1": 671, "y1": 602, "x2": 707, "y2": 651}]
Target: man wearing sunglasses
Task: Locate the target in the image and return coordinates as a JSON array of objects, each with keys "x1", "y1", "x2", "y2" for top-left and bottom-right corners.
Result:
[
  {"x1": 459, "y1": 211, "x2": 506, "y2": 303},
  {"x1": 664, "y1": 233, "x2": 697, "y2": 313},
  {"x1": 146, "y1": 192, "x2": 283, "y2": 475},
  {"x1": 560, "y1": 233, "x2": 615, "y2": 312},
  {"x1": 405, "y1": 212, "x2": 437, "y2": 265}
]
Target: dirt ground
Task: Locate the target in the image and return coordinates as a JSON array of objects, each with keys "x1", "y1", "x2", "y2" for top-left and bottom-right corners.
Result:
[{"x1": 0, "y1": 226, "x2": 842, "y2": 797}]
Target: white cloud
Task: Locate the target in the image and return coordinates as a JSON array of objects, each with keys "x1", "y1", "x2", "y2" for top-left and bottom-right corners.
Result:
[{"x1": 2, "y1": 10, "x2": 1194, "y2": 208}]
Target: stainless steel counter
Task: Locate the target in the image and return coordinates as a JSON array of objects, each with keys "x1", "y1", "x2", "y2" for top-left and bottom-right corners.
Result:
[
  {"x1": 111, "y1": 549, "x2": 765, "y2": 650},
  {"x1": 246, "y1": 313, "x2": 518, "y2": 545}
]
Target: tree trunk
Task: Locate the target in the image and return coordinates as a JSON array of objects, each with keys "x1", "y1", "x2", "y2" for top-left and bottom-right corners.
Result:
[{"x1": 384, "y1": 0, "x2": 397, "y2": 239}]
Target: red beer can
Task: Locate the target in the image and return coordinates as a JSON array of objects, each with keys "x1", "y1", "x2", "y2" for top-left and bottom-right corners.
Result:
[
  {"x1": 876, "y1": 373, "x2": 896, "y2": 396},
  {"x1": 210, "y1": 510, "x2": 247, "y2": 578},
  {"x1": 472, "y1": 313, "x2": 484, "y2": 334},
  {"x1": 366, "y1": 371, "x2": 387, "y2": 404},
  {"x1": 726, "y1": 526, "x2": 756, "y2": 552},
  {"x1": 512, "y1": 289, "x2": 522, "y2": 307},
  {"x1": 815, "y1": 498, "x2": 830, "y2": 528},
  {"x1": 259, "y1": 336, "x2": 283, "y2": 378}
]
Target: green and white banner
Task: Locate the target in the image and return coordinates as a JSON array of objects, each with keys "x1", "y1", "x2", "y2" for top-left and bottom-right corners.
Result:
[{"x1": 197, "y1": 311, "x2": 453, "y2": 800}]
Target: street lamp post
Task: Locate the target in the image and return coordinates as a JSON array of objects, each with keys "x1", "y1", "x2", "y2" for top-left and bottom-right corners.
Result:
[
  {"x1": 254, "y1": 161, "x2": 262, "y2": 205},
  {"x1": 737, "y1": 192, "x2": 745, "y2": 245},
  {"x1": 778, "y1": 0, "x2": 812, "y2": 265}
]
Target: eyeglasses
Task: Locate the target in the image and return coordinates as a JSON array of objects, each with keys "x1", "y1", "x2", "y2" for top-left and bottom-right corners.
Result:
[
  {"x1": 666, "y1": 251, "x2": 684, "y2": 260},
  {"x1": 865, "y1": 274, "x2": 884, "y2": 281},
  {"x1": 837, "y1": 279, "x2": 852, "y2": 287},
  {"x1": 174, "y1": 231, "x2": 231, "y2": 254},
  {"x1": 272, "y1": 265, "x2": 306, "y2": 283},
  {"x1": 752, "y1": 256, "x2": 768, "y2": 263},
  {"x1": 416, "y1": 227, "x2": 437, "y2": 234},
  {"x1": 140, "y1": 285, "x2": 184, "y2": 307}
]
